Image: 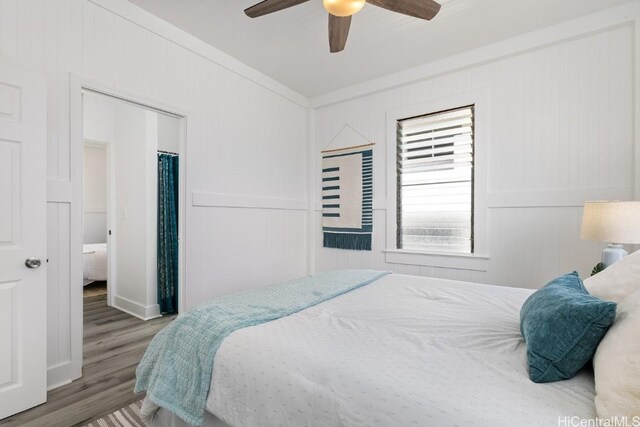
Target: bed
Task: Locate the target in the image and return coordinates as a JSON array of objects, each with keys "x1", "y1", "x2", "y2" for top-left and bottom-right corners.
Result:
[
  {"x1": 142, "y1": 273, "x2": 597, "y2": 427},
  {"x1": 83, "y1": 243, "x2": 108, "y2": 282}
]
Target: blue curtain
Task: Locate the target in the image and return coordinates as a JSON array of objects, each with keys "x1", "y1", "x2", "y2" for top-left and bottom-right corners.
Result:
[{"x1": 157, "y1": 152, "x2": 179, "y2": 314}]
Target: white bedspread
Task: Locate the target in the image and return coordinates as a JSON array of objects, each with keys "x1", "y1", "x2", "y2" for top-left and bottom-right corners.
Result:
[
  {"x1": 83, "y1": 243, "x2": 107, "y2": 282},
  {"x1": 203, "y1": 274, "x2": 596, "y2": 427}
]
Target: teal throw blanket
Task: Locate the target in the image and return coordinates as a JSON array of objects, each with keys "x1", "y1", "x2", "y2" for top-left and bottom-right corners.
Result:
[{"x1": 135, "y1": 269, "x2": 389, "y2": 425}]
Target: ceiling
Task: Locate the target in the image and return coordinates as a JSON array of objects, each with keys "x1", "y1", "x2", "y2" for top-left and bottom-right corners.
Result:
[{"x1": 127, "y1": 0, "x2": 628, "y2": 98}]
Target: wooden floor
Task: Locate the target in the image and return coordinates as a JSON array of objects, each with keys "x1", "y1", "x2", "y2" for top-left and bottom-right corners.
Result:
[
  {"x1": 83, "y1": 281, "x2": 107, "y2": 298},
  {"x1": 1, "y1": 295, "x2": 175, "y2": 427}
]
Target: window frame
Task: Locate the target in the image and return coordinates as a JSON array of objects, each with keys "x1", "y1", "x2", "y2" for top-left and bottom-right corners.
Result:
[
  {"x1": 396, "y1": 104, "x2": 476, "y2": 254},
  {"x1": 384, "y1": 90, "x2": 489, "y2": 269}
]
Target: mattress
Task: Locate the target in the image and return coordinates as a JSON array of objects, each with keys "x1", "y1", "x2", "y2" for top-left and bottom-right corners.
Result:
[
  {"x1": 83, "y1": 243, "x2": 108, "y2": 282},
  {"x1": 150, "y1": 274, "x2": 597, "y2": 427}
]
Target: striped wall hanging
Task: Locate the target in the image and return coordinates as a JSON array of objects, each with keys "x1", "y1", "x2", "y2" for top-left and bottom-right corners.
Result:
[{"x1": 322, "y1": 143, "x2": 374, "y2": 250}]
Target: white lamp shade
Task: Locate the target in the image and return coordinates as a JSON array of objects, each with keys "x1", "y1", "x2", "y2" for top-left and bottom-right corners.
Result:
[{"x1": 581, "y1": 201, "x2": 640, "y2": 244}]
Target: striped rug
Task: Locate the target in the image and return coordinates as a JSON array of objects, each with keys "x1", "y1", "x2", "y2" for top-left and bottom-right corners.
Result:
[{"x1": 82, "y1": 400, "x2": 144, "y2": 427}]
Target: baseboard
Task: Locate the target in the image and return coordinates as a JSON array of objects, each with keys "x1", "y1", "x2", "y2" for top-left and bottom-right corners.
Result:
[
  {"x1": 47, "y1": 378, "x2": 71, "y2": 391},
  {"x1": 113, "y1": 295, "x2": 161, "y2": 321},
  {"x1": 47, "y1": 361, "x2": 79, "y2": 391}
]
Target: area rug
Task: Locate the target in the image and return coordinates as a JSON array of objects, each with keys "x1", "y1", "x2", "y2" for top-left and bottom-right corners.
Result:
[{"x1": 82, "y1": 400, "x2": 144, "y2": 427}]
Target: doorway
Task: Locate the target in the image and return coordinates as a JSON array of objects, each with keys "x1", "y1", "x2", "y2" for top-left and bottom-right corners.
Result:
[
  {"x1": 81, "y1": 89, "x2": 183, "y2": 320},
  {"x1": 82, "y1": 140, "x2": 109, "y2": 299}
]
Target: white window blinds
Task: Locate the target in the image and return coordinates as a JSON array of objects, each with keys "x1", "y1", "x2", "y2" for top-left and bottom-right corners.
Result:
[{"x1": 397, "y1": 105, "x2": 474, "y2": 254}]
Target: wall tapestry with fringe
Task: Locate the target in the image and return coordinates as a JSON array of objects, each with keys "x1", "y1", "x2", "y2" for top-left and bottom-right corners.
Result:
[{"x1": 322, "y1": 143, "x2": 373, "y2": 250}]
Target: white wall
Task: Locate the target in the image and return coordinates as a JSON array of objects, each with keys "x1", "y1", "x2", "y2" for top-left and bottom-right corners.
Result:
[
  {"x1": 82, "y1": 144, "x2": 107, "y2": 244},
  {"x1": 83, "y1": 92, "x2": 117, "y2": 143},
  {"x1": 5, "y1": 0, "x2": 637, "y2": 393},
  {"x1": 0, "y1": 0, "x2": 308, "y2": 388},
  {"x1": 84, "y1": 92, "x2": 171, "y2": 319},
  {"x1": 82, "y1": 93, "x2": 115, "y2": 247},
  {"x1": 310, "y1": 19, "x2": 636, "y2": 289},
  {"x1": 158, "y1": 113, "x2": 180, "y2": 153},
  {"x1": 113, "y1": 101, "x2": 149, "y2": 310},
  {"x1": 83, "y1": 91, "x2": 161, "y2": 318},
  {"x1": 144, "y1": 111, "x2": 160, "y2": 313},
  {"x1": 113, "y1": 101, "x2": 160, "y2": 318}
]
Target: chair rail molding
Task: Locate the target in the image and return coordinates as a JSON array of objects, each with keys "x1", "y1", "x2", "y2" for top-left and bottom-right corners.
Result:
[{"x1": 193, "y1": 192, "x2": 308, "y2": 211}]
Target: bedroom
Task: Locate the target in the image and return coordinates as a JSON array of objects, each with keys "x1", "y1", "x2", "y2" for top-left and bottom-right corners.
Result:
[{"x1": 0, "y1": 0, "x2": 638, "y2": 426}]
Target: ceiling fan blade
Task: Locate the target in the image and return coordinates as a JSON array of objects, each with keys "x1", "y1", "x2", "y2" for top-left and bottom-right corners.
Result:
[
  {"x1": 328, "y1": 14, "x2": 351, "y2": 53},
  {"x1": 244, "y1": 0, "x2": 310, "y2": 18},
  {"x1": 367, "y1": 0, "x2": 441, "y2": 20}
]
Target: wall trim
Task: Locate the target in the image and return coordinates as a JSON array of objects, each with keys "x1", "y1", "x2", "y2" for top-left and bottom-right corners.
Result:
[
  {"x1": 83, "y1": 206, "x2": 107, "y2": 213},
  {"x1": 193, "y1": 192, "x2": 307, "y2": 211},
  {"x1": 84, "y1": 139, "x2": 109, "y2": 149},
  {"x1": 46, "y1": 363, "x2": 73, "y2": 392},
  {"x1": 384, "y1": 250, "x2": 489, "y2": 271},
  {"x1": 314, "y1": 198, "x2": 387, "y2": 211},
  {"x1": 486, "y1": 188, "x2": 634, "y2": 208},
  {"x1": 310, "y1": 2, "x2": 639, "y2": 108},
  {"x1": 313, "y1": 188, "x2": 634, "y2": 213},
  {"x1": 47, "y1": 180, "x2": 72, "y2": 203},
  {"x1": 113, "y1": 295, "x2": 161, "y2": 321},
  {"x1": 88, "y1": 0, "x2": 308, "y2": 109}
]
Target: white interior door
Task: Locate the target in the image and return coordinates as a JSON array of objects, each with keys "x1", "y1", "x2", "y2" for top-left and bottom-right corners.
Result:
[{"x1": 0, "y1": 64, "x2": 47, "y2": 419}]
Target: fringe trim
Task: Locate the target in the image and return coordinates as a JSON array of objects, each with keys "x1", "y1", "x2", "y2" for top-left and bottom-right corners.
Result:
[{"x1": 323, "y1": 233, "x2": 372, "y2": 251}]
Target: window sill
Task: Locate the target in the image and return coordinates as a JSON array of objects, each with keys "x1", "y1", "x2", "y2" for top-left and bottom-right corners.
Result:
[{"x1": 383, "y1": 249, "x2": 490, "y2": 271}]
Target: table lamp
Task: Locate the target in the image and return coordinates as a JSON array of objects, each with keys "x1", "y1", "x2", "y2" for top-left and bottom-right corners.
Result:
[{"x1": 580, "y1": 201, "x2": 640, "y2": 267}]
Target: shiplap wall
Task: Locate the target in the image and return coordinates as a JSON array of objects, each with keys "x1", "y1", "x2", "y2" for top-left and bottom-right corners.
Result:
[
  {"x1": 0, "y1": 0, "x2": 308, "y2": 388},
  {"x1": 1, "y1": 0, "x2": 636, "y2": 392},
  {"x1": 311, "y1": 23, "x2": 634, "y2": 288},
  {"x1": 82, "y1": 145, "x2": 107, "y2": 244}
]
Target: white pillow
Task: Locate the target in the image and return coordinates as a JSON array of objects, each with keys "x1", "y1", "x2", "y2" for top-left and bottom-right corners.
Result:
[
  {"x1": 593, "y1": 288, "x2": 640, "y2": 418},
  {"x1": 584, "y1": 250, "x2": 640, "y2": 303}
]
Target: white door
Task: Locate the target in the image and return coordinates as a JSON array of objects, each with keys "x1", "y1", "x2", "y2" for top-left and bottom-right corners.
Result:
[{"x1": 0, "y1": 64, "x2": 47, "y2": 419}]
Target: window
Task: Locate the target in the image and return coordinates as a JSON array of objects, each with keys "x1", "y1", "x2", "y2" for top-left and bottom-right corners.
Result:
[{"x1": 396, "y1": 105, "x2": 474, "y2": 254}]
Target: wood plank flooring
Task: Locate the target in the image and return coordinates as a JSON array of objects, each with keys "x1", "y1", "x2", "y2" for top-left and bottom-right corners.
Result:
[
  {"x1": 0, "y1": 295, "x2": 175, "y2": 427},
  {"x1": 83, "y1": 281, "x2": 107, "y2": 298}
]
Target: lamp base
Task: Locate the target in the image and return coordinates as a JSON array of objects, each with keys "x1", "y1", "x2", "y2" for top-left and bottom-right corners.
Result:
[{"x1": 602, "y1": 244, "x2": 628, "y2": 268}]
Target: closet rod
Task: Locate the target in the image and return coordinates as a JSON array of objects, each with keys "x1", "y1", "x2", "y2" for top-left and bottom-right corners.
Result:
[{"x1": 157, "y1": 149, "x2": 179, "y2": 155}]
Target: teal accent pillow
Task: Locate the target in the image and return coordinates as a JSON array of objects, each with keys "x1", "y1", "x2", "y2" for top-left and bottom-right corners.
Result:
[{"x1": 520, "y1": 272, "x2": 616, "y2": 383}]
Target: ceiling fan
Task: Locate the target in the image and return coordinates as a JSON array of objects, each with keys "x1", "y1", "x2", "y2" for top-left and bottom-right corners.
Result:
[{"x1": 244, "y1": 0, "x2": 441, "y2": 53}]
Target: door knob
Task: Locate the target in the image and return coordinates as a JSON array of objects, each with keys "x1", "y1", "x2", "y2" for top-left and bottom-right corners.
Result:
[{"x1": 25, "y1": 258, "x2": 42, "y2": 269}]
